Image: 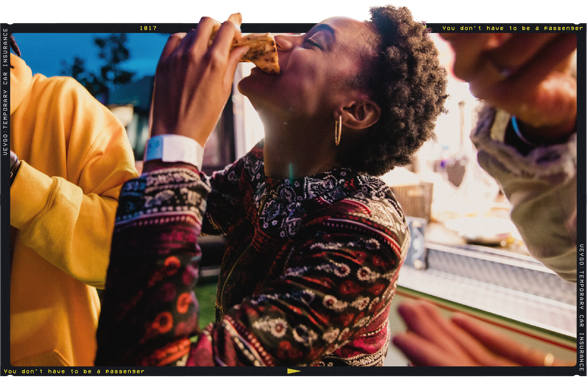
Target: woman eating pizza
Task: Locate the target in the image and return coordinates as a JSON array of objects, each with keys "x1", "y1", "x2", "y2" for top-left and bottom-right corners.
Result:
[{"x1": 94, "y1": 5, "x2": 448, "y2": 367}]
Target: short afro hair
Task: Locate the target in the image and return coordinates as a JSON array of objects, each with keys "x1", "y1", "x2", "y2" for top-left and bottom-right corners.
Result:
[{"x1": 339, "y1": 5, "x2": 448, "y2": 176}]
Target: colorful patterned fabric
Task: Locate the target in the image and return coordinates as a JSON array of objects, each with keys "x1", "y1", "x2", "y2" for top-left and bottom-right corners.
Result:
[{"x1": 96, "y1": 141, "x2": 410, "y2": 367}]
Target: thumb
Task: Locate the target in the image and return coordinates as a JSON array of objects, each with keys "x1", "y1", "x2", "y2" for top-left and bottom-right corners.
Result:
[{"x1": 226, "y1": 45, "x2": 250, "y2": 80}]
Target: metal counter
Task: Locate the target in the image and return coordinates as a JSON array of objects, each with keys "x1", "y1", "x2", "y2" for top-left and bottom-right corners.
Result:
[{"x1": 399, "y1": 218, "x2": 576, "y2": 337}]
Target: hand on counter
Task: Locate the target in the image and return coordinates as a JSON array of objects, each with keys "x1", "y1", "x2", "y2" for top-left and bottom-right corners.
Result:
[{"x1": 392, "y1": 300, "x2": 572, "y2": 366}]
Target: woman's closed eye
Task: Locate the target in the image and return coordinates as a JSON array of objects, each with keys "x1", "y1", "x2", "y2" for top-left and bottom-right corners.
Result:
[
  {"x1": 304, "y1": 35, "x2": 322, "y2": 50},
  {"x1": 302, "y1": 25, "x2": 334, "y2": 51}
]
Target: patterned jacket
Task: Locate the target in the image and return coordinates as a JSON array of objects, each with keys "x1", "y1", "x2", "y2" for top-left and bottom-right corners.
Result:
[{"x1": 95, "y1": 141, "x2": 410, "y2": 367}]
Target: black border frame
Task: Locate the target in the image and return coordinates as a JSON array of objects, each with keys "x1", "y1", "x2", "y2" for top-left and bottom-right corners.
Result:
[{"x1": 1, "y1": 22, "x2": 585, "y2": 376}]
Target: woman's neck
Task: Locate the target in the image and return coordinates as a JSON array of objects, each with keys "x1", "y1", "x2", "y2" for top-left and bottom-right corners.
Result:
[{"x1": 261, "y1": 117, "x2": 340, "y2": 180}]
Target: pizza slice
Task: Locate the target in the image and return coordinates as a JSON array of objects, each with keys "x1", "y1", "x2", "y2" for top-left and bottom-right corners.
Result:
[
  {"x1": 209, "y1": 13, "x2": 280, "y2": 75},
  {"x1": 233, "y1": 33, "x2": 280, "y2": 75}
]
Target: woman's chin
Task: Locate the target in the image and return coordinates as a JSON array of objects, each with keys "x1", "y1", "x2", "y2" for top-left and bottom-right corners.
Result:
[{"x1": 237, "y1": 75, "x2": 264, "y2": 101}]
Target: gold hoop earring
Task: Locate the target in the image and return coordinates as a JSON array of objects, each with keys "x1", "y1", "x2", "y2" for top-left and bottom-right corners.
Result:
[{"x1": 335, "y1": 115, "x2": 342, "y2": 146}]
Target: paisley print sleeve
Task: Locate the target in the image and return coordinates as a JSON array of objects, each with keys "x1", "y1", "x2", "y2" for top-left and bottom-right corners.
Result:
[{"x1": 95, "y1": 167, "x2": 210, "y2": 366}]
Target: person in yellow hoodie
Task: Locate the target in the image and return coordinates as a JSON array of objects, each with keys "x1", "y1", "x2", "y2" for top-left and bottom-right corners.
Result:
[{"x1": 9, "y1": 38, "x2": 138, "y2": 366}]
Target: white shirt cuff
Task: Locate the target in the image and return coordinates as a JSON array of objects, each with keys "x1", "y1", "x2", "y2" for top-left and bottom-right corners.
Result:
[{"x1": 143, "y1": 134, "x2": 205, "y2": 171}]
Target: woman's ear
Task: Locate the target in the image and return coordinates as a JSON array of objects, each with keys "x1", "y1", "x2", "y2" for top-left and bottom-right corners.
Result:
[{"x1": 340, "y1": 97, "x2": 381, "y2": 130}]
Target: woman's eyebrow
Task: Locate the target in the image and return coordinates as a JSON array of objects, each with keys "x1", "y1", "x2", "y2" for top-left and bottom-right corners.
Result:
[{"x1": 310, "y1": 24, "x2": 336, "y2": 38}]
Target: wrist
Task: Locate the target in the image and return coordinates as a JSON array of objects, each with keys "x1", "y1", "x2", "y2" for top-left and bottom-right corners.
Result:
[
  {"x1": 514, "y1": 116, "x2": 576, "y2": 145},
  {"x1": 505, "y1": 116, "x2": 575, "y2": 155},
  {"x1": 10, "y1": 151, "x2": 21, "y2": 186},
  {"x1": 150, "y1": 124, "x2": 210, "y2": 147}
]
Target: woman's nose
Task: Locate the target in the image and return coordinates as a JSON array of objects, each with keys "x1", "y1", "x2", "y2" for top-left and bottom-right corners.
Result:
[{"x1": 274, "y1": 35, "x2": 297, "y2": 52}]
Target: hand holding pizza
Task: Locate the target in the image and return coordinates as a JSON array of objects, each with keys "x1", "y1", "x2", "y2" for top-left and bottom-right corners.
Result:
[
  {"x1": 150, "y1": 14, "x2": 249, "y2": 146},
  {"x1": 440, "y1": 33, "x2": 577, "y2": 143},
  {"x1": 392, "y1": 300, "x2": 572, "y2": 366}
]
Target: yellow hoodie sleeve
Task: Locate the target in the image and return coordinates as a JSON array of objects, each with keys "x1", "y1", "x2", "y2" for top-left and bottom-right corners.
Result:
[
  {"x1": 11, "y1": 165, "x2": 134, "y2": 290},
  {"x1": 10, "y1": 73, "x2": 138, "y2": 290}
]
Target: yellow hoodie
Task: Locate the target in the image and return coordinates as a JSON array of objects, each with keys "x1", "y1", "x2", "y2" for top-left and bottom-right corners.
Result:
[{"x1": 9, "y1": 53, "x2": 138, "y2": 366}]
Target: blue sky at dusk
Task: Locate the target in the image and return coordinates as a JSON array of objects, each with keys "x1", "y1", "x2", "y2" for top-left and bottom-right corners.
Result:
[{"x1": 12, "y1": 33, "x2": 170, "y2": 79}]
